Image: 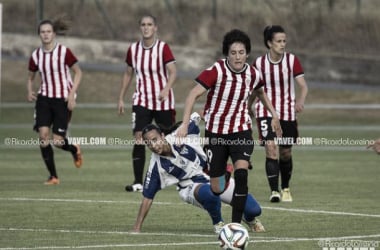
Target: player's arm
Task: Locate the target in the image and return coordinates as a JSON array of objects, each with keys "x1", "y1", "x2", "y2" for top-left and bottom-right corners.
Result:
[
  {"x1": 132, "y1": 197, "x2": 153, "y2": 233},
  {"x1": 27, "y1": 71, "x2": 37, "y2": 102},
  {"x1": 176, "y1": 84, "x2": 206, "y2": 138},
  {"x1": 367, "y1": 138, "x2": 380, "y2": 155},
  {"x1": 248, "y1": 92, "x2": 258, "y2": 118},
  {"x1": 295, "y1": 76, "x2": 308, "y2": 113},
  {"x1": 118, "y1": 66, "x2": 134, "y2": 115},
  {"x1": 159, "y1": 62, "x2": 177, "y2": 101},
  {"x1": 254, "y1": 87, "x2": 282, "y2": 137},
  {"x1": 67, "y1": 63, "x2": 82, "y2": 111}
]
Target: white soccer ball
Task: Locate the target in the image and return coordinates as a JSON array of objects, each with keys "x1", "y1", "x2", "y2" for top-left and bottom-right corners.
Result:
[{"x1": 218, "y1": 223, "x2": 250, "y2": 249}]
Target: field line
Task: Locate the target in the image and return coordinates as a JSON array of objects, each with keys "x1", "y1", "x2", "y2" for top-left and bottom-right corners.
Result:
[
  {"x1": 0, "y1": 229, "x2": 378, "y2": 249},
  {"x1": 262, "y1": 206, "x2": 380, "y2": 218},
  {"x1": 2, "y1": 197, "x2": 380, "y2": 218}
]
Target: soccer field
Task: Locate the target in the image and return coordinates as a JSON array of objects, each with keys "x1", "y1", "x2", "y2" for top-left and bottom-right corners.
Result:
[{"x1": 0, "y1": 106, "x2": 379, "y2": 250}]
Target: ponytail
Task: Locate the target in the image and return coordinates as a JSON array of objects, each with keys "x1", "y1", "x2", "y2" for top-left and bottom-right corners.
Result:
[{"x1": 263, "y1": 25, "x2": 285, "y2": 49}]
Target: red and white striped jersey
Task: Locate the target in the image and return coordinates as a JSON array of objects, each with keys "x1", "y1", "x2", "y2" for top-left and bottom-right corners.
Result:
[
  {"x1": 254, "y1": 52, "x2": 304, "y2": 121},
  {"x1": 196, "y1": 59, "x2": 264, "y2": 134},
  {"x1": 29, "y1": 43, "x2": 78, "y2": 99},
  {"x1": 126, "y1": 39, "x2": 175, "y2": 111}
]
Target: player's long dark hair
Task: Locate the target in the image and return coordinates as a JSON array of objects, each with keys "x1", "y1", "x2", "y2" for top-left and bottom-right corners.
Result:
[{"x1": 263, "y1": 25, "x2": 285, "y2": 49}]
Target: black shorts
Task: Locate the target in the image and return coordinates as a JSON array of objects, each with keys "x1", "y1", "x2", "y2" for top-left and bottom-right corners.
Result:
[
  {"x1": 204, "y1": 130, "x2": 254, "y2": 178},
  {"x1": 256, "y1": 117, "x2": 299, "y2": 148},
  {"x1": 132, "y1": 105, "x2": 176, "y2": 133},
  {"x1": 34, "y1": 95, "x2": 70, "y2": 137}
]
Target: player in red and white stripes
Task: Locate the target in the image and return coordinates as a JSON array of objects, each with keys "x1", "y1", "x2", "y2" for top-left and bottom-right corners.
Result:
[
  {"x1": 118, "y1": 14, "x2": 177, "y2": 192},
  {"x1": 177, "y1": 29, "x2": 281, "y2": 224},
  {"x1": 27, "y1": 17, "x2": 83, "y2": 185},
  {"x1": 254, "y1": 25, "x2": 308, "y2": 202}
]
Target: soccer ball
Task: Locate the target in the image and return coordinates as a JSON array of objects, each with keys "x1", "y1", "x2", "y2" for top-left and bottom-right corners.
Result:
[{"x1": 218, "y1": 223, "x2": 249, "y2": 249}]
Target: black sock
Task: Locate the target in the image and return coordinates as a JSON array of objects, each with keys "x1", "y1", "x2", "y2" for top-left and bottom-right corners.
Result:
[
  {"x1": 40, "y1": 144, "x2": 57, "y2": 178},
  {"x1": 280, "y1": 157, "x2": 293, "y2": 189},
  {"x1": 231, "y1": 169, "x2": 248, "y2": 223},
  {"x1": 61, "y1": 138, "x2": 77, "y2": 156},
  {"x1": 132, "y1": 144, "x2": 145, "y2": 184},
  {"x1": 266, "y1": 158, "x2": 279, "y2": 192}
]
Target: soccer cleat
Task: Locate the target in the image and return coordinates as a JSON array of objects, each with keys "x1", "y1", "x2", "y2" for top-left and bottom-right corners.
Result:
[
  {"x1": 125, "y1": 183, "x2": 143, "y2": 192},
  {"x1": 213, "y1": 221, "x2": 225, "y2": 234},
  {"x1": 281, "y1": 188, "x2": 293, "y2": 202},
  {"x1": 269, "y1": 191, "x2": 281, "y2": 202},
  {"x1": 73, "y1": 145, "x2": 82, "y2": 168},
  {"x1": 44, "y1": 176, "x2": 60, "y2": 185},
  {"x1": 243, "y1": 218, "x2": 266, "y2": 232}
]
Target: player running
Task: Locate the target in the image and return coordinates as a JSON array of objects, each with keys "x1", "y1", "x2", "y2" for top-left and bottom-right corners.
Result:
[{"x1": 27, "y1": 16, "x2": 83, "y2": 185}]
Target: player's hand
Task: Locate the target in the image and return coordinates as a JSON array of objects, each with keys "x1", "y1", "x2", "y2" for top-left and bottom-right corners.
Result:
[
  {"x1": 118, "y1": 100, "x2": 125, "y2": 115},
  {"x1": 159, "y1": 88, "x2": 169, "y2": 101},
  {"x1": 367, "y1": 138, "x2": 380, "y2": 155},
  {"x1": 295, "y1": 102, "x2": 305, "y2": 113},
  {"x1": 271, "y1": 116, "x2": 282, "y2": 138},
  {"x1": 27, "y1": 91, "x2": 37, "y2": 102},
  {"x1": 67, "y1": 93, "x2": 76, "y2": 111},
  {"x1": 175, "y1": 123, "x2": 188, "y2": 139}
]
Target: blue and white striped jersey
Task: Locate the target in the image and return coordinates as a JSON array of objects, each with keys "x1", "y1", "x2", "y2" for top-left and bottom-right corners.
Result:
[{"x1": 143, "y1": 119, "x2": 209, "y2": 199}]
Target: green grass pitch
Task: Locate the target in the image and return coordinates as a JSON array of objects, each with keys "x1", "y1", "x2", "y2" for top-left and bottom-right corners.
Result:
[{"x1": 0, "y1": 107, "x2": 379, "y2": 250}]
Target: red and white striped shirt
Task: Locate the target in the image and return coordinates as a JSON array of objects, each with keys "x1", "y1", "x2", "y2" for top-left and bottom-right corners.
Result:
[
  {"x1": 196, "y1": 59, "x2": 263, "y2": 134},
  {"x1": 126, "y1": 39, "x2": 175, "y2": 111},
  {"x1": 29, "y1": 43, "x2": 77, "y2": 99},
  {"x1": 254, "y1": 52, "x2": 304, "y2": 121}
]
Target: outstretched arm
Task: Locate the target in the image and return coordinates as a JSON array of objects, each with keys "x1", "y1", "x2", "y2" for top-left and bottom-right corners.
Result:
[
  {"x1": 132, "y1": 197, "x2": 153, "y2": 233},
  {"x1": 176, "y1": 84, "x2": 206, "y2": 138}
]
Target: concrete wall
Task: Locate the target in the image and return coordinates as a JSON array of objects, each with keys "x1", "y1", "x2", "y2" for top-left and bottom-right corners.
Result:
[{"x1": 4, "y1": 33, "x2": 379, "y2": 84}]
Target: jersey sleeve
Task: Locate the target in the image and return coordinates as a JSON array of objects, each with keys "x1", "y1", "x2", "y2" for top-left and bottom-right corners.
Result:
[
  {"x1": 195, "y1": 65, "x2": 218, "y2": 90},
  {"x1": 28, "y1": 56, "x2": 38, "y2": 72},
  {"x1": 125, "y1": 47, "x2": 133, "y2": 67},
  {"x1": 142, "y1": 162, "x2": 161, "y2": 199},
  {"x1": 163, "y1": 44, "x2": 175, "y2": 65},
  {"x1": 65, "y1": 48, "x2": 78, "y2": 67},
  {"x1": 293, "y1": 56, "x2": 304, "y2": 78},
  {"x1": 251, "y1": 66, "x2": 265, "y2": 91}
]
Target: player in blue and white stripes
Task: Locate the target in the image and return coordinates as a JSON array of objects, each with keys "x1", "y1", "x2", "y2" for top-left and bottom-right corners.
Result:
[{"x1": 131, "y1": 113, "x2": 265, "y2": 233}]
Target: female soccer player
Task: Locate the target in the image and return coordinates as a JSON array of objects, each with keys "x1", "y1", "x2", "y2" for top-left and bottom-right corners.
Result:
[
  {"x1": 176, "y1": 29, "x2": 281, "y2": 224},
  {"x1": 118, "y1": 14, "x2": 177, "y2": 192},
  {"x1": 27, "y1": 16, "x2": 83, "y2": 185},
  {"x1": 132, "y1": 113, "x2": 265, "y2": 233},
  {"x1": 254, "y1": 25, "x2": 308, "y2": 202}
]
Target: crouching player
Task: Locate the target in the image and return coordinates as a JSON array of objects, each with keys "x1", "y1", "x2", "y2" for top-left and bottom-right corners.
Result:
[{"x1": 131, "y1": 113, "x2": 265, "y2": 233}]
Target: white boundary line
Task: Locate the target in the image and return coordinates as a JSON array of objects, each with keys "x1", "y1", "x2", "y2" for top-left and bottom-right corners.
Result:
[
  {"x1": 1, "y1": 198, "x2": 379, "y2": 249},
  {"x1": 2, "y1": 197, "x2": 380, "y2": 218},
  {"x1": 0, "y1": 228, "x2": 378, "y2": 249}
]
